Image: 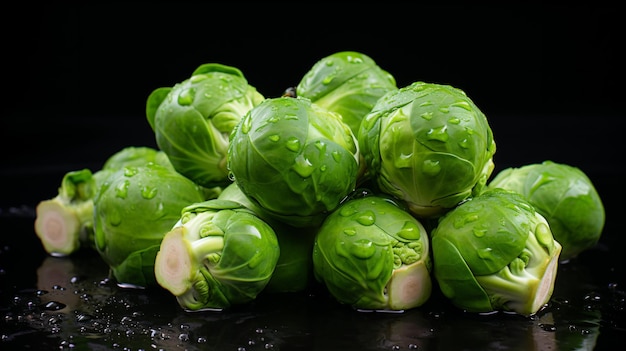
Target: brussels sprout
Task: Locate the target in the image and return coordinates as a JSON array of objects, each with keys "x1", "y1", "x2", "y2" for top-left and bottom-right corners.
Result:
[
  {"x1": 154, "y1": 199, "x2": 280, "y2": 311},
  {"x1": 312, "y1": 194, "x2": 432, "y2": 311},
  {"x1": 431, "y1": 188, "x2": 562, "y2": 316},
  {"x1": 487, "y1": 160, "x2": 605, "y2": 262},
  {"x1": 228, "y1": 96, "x2": 361, "y2": 228},
  {"x1": 217, "y1": 182, "x2": 316, "y2": 293},
  {"x1": 146, "y1": 63, "x2": 265, "y2": 188},
  {"x1": 34, "y1": 146, "x2": 173, "y2": 256},
  {"x1": 93, "y1": 163, "x2": 207, "y2": 288},
  {"x1": 358, "y1": 81, "x2": 497, "y2": 219},
  {"x1": 296, "y1": 51, "x2": 397, "y2": 135}
]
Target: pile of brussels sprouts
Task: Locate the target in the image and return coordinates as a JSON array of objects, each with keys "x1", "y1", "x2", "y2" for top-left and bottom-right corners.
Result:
[{"x1": 34, "y1": 51, "x2": 605, "y2": 317}]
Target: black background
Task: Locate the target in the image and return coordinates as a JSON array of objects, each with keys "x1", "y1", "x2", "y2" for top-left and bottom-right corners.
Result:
[{"x1": 2, "y1": 3, "x2": 623, "y2": 207}]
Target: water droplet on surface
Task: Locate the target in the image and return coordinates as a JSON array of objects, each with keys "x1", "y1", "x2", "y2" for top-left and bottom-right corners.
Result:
[
  {"x1": 451, "y1": 100, "x2": 472, "y2": 111},
  {"x1": 448, "y1": 117, "x2": 460, "y2": 124},
  {"x1": 397, "y1": 221, "x2": 421, "y2": 240},
  {"x1": 293, "y1": 155, "x2": 314, "y2": 178},
  {"x1": 331, "y1": 151, "x2": 341, "y2": 162},
  {"x1": 115, "y1": 180, "x2": 130, "y2": 199},
  {"x1": 285, "y1": 137, "x2": 300, "y2": 152},
  {"x1": 350, "y1": 239, "x2": 376, "y2": 259},
  {"x1": 339, "y1": 204, "x2": 358, "y2": 217},
  {"x1": 269, "y1": 134, "x2": 280, "y2": 142},
  {"x1": 108, "y1": 209, "x2": 122, "y2": 226},
  {"x1": 477, "y1": 247, "x2": 493, "y2": 259},
  {"x1": 426, "y1": 125, "x2": 449, "y2": 142},
  {"x1": 141, "y1": 186, "x2": 157, "y2": 199},
  {"x1": 177, "y1": 88, "x2": 196, "y2": 106},
  {"x1": 422, "y1": 159, "x2": 441, "y2": 176},
  {"x1": 356, "y1": 210, "x2": 375, "y2": 226},
  {"x1": 343, "y1": 228, "x2": 356, "y2": 236},
  {"x1": 420, "y1": 111, "x2": 433, "y2": 120}
]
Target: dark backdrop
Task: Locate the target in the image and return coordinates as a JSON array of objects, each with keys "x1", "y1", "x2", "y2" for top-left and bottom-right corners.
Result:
[{"x1": 1, "y1": 4, "x2": 623, "y2": 208}]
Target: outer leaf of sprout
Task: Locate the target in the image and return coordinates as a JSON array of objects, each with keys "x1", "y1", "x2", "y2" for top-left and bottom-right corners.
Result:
[
  {"x1": 431, "y1": 188, "x2": 562, "y2": 316},
  {"x1": 154, "y1": 199, "x2": 280, "y2": 310},
  {"x1": 147, "y1": 63, "x2": 265, "y2": 188}
]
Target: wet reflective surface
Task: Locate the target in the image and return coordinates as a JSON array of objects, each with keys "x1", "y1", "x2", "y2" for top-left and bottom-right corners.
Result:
[{"x1": 0, "y1": 173, "x2": 623, "y2": 351}]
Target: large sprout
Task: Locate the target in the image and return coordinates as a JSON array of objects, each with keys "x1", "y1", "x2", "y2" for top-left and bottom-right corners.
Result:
[
  {"x1": 312, "y1": 193, "x2": 432, "y2": 311},
  {"x1": 358, "y1": 81, "x2": 497, "y2": 219},
  {"x1": 296, "y1": 51, "x2": 398, "y2": 135},
  {"x1": 487, "y1": 160, "x2": 605, "y2": 261},
  {"x1": 228, "y1": 96, "x2": 361, "y2": 228},
  {"x1": 146, "y1": 63, "x2": 265, "y2": 188},
  {"x1": 34, "y1": 146, "x2": 174, "y2": 256},
  {"x1": 154, "y1": 199, "x2": 280, "y2": 311},
  {"x1": 93, "y1": 163, "x2": 208, "y2": 288},
  {"x1": 431, "y1": 188, "x2": 562, "y2": 316}
]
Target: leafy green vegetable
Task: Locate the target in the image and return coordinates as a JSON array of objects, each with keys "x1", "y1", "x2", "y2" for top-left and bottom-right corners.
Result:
[
  {"x1": 34, "y1": 146, "x2": 172, "y2": 256},
  {"x1": 312, "y1": 193, "x2": 432, "y2": 311},
  {"x1": 296, "y1": 51, "x2": 397, "y2": 135},
  {"x1": 227, "y1": 96, "x2": 361, "y2": 228},
  {"x1": 217, "y1": 182, "x2": 316, "y2": 293},
  {"x1": 154, "y1": 199, "x2": 280, "y2": 311},
  {"x1": 486, "y1": 160, "x2": 605, "y2": 261},
  {"x1": 358, "y1": 81, "x2": 497, "y2": 219},
  {"x1": 93, "y1": 162, "x2": 207, "y2": 288},
  {"x1": 146, "y1": 63, "x2": 265, "y2": 188},
  {"x1": 431, "y1": 188, "x2": 562, "y2": 316}
]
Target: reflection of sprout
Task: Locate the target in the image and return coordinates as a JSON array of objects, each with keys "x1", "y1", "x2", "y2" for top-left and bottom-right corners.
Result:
[
  {"x1": 94, "y1": 163, "x2": 208, "y2": 288},
  {"x1": 36, "y1": 256, "x2": 81, "y2": 313},
  {"x1": 296, "y1": 51, "x2": 397, "y2": 135},
  {"x1": 34, "y1": 146, "x2": 172, "y2": 256},
  {"x1": 228, "y1": 96, "x2": 361, "y2": 228},
  {"x1": 312, "y1": 194, "x2": 432, "y2": 311},
  {"x1": 487, "y1": 160, "x2": 605, "y2": 262},
  {"x1": 146, "y1": 63, "x2": 265, "y2": 188},
  {"x1": 431, "y1": 188, "x2": 562, "y2": 316},
  {"x1": 358, "y1": 81, "x2": 496, "y2": 219},
  {"x1": 154, "y1": 199, "x2": 280, "y2": 311}
]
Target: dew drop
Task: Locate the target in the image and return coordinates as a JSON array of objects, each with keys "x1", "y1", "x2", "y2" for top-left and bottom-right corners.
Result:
[
  {"x1": 141, "y1": 186, "x2": 157, "y2": 199},
  {"x1": 448, "y1": 117, "x2": 460, "y2": 124},
  {"x1": 285, "y1": 137, "x2": 300, "y2": 152},
  {"x1": 473, "y1": 228, "x2": 487, "y2": 237},
  {"x1": 420, "y1": 111, "x2": 433, "y2": 120},
  {"x1": 43, "y1": 300, "x2": 66, "y2": 311},
  {"x1": 451, "y1": 100, "x2": 472, "y2": 111},
  {"x1": 397, "y1": 221, "x2": 421, "y2": 240},
  {"x1": 322, "y1": 75, "x2": 335, "y2": 85},
  {"x1": 293, "y1": 155, "x2": 314, "y2": 178},
  {"x1": 419, "y1": 101, "x2": 433, "y2": 108},
  {"x1": 422, "y1": 159, "x2": 441, "y2": 176},
  {"x1": 339, "y1": 204, "x2": 358, "y2": 217},
  {"x1": 331, "y1": 151, "x2": 341, "y2": 162},
  {"x1": 241, "y1": 115, "x2": 252, "y2": 134},
  {"x1": 268, "y1": 134, "x2": 280, "y2": 142},
  {"x1": 356, "y1": 210, "x2": 375, "y2": 226},
  {"x1": 350, "y1": 238, "x2": 376, "y2": 259},
  {"x1": 108, "y1": 208, "x2": 122, "y2": 226},
  {"x1": 115, "y1": 180, "x2": 130, "y2": 199},
  {"x1": 426, "y1": 125, "x2": 449, "y2": 142},
  {"x1": 190, "y1": 75, "x2": 207, "y2": 84},
  {"x1": 477, "y1": 247, "x2": 493, "y2": 259},
  {"x1": 343, "y1": 228, "x2": 357, "y2": 236},
  {"x1": 177, "y1": 87, "x2": 196, "y2": 106}
]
